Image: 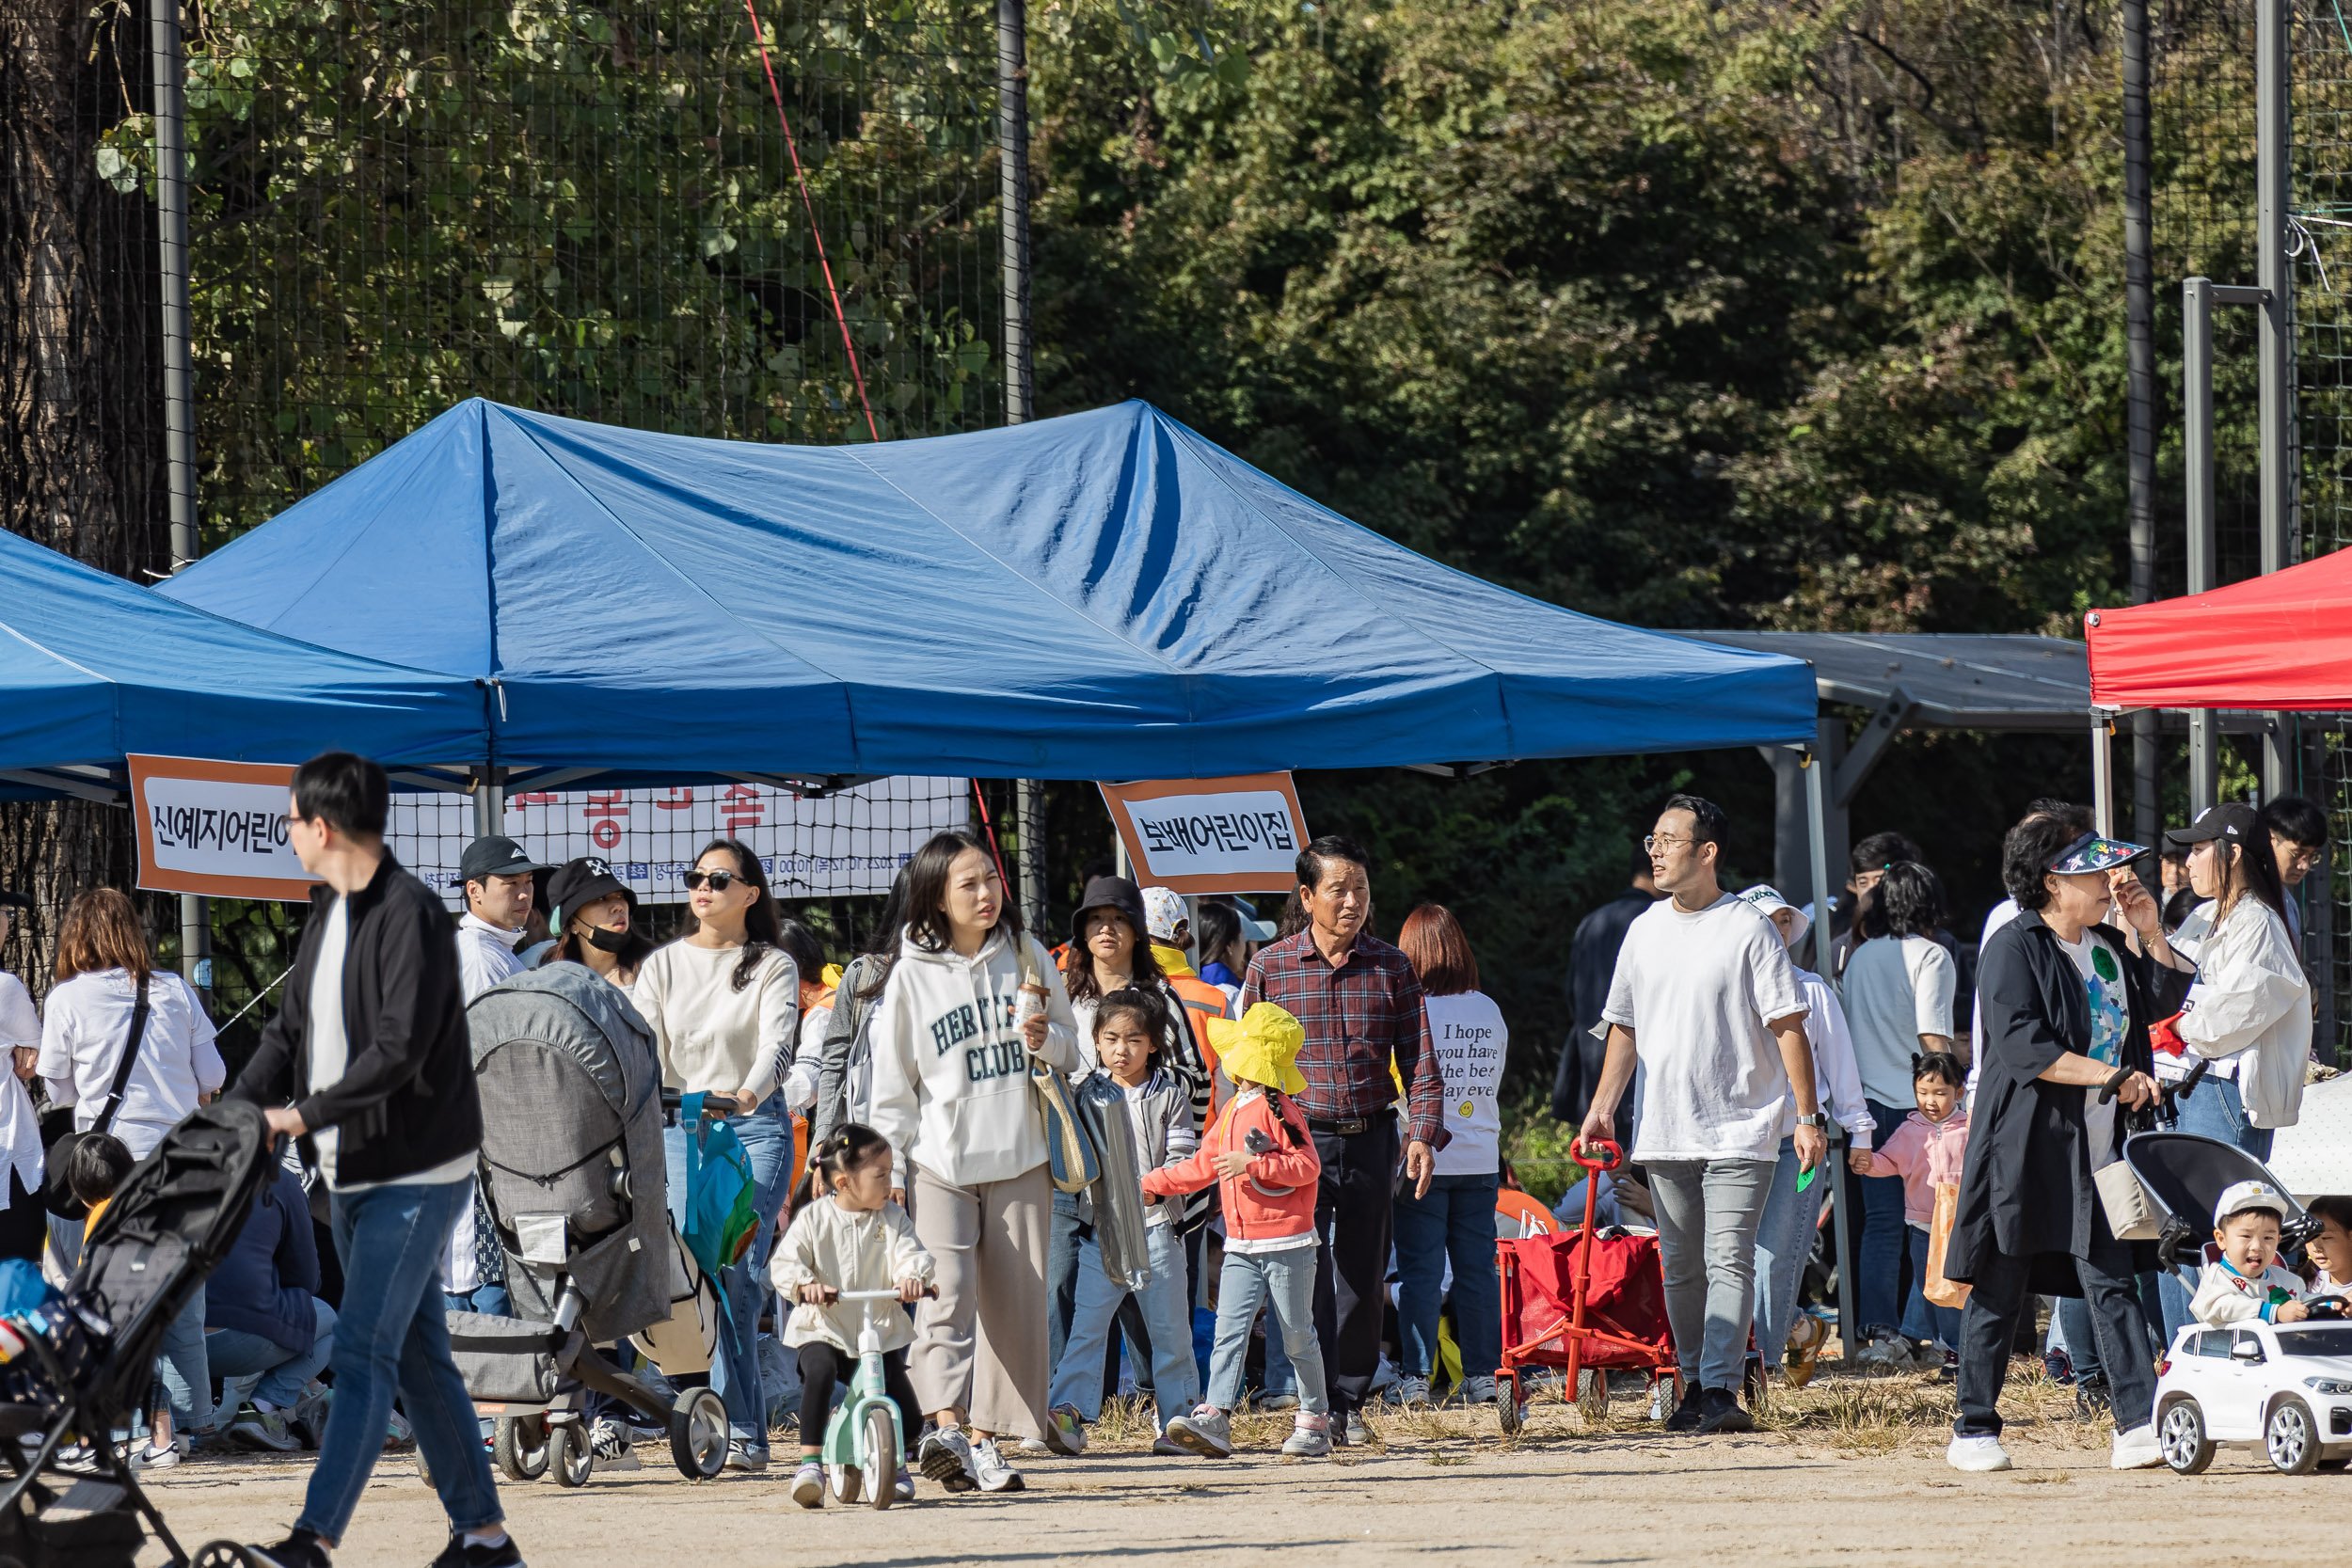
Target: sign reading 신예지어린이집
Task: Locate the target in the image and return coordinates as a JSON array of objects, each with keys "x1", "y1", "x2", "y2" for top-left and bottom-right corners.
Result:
[{"x1": 1097, "y1": 773, "x2": 1311, "y2": 894}]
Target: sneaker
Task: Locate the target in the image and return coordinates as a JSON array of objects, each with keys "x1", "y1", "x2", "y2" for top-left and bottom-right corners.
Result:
[
  {"x1": 1696, "y1": 1387, "x2": 1754, "y2": 1434},
  {"x1": 427, "y1": 1533, "x2": 525, "y2": 1568},
  {"x1": 917, "y1": 1425, "x2": 978, "y2": 1493},
  {"x1": 723, "y1": 1442, "x2": 768, "y2": 1473},
  {"x1": 1165, "y1": 1404, "x2": 1233, "y2": 1459},
  {"x1": 1856, "y1": 1332, "x2": 1914, "y2": 1372},
  {"x1": 1393, "y1": 1375, "x2": 1431, "y2": 1409},
  {"x1": 1016, "y1": 1436, "x2": 1050, "y2": 1455},
  {"x1": 1939, "y1": 1349, "x2": 1960, "y2": 1383},
  {"x1": 292, "y1": 1386, "x2": 331, "y2": 1449},
  {"x1": 1460, "y1": 1375, "x2": 1499, "y2": 1405},
  {"x1": 1254, "y1": 1391, "x2": 1299, "y2": 1413},
  {"x1": 1280, "y1": 1413, "x2": 1331, "y2": 1457},
  {"x1": 2111, "y1": 1422, "x2": 2164, "y2": 1470},
  {"x1": 1664, "y1": 1386, "x2": 1705, "y2": 1433},
  {"x1": 382, "y1": 1407, "x2": 415, "y2": 1452},
  {"x1": 130, "y1": 1437, "x2": 183, "y2": 1469},
  {"x1": 968, "y1": 1435, "x2": 1024, "y2": 1493},
  {"x1": 247, "y1": 1532, "x2": 333, "y2": 1568},
  {"x1": 792, "y1": 1459, "x2": 825, "y2": 1508},
  {"x1": 1784, "y1": 1313, "x2": 1827, "y2": 1389},
  {"x1": 53, "y1": 1440, "x2": 103, "y2": 1475},
  {"x1": 2042, "y1": 1347, "x2": 2075, "y2": 1386},
  {"x1": 1343, "y1": 1409, "x2": 1371, "y2": 1448},
  {"x1": 1947, "y1": 1433, "x2": 2013, "y2": 1473},
  {"x1": 1151, "y1": 1434, "x2": 1189, "y2": 1456},
  {"x1": 229, "y1": 1402, "x2": 300, "y2": 1454},
  {"x1": 893, "y1": 1469, "x2": 914, "y2": 1502},
  {"x1": 2075, "y1": 1377, "x2": 2112, "y2": 1418},
  {"x1": 1043, "y1": 1403, "x2": 1088, "y2": 1456}
]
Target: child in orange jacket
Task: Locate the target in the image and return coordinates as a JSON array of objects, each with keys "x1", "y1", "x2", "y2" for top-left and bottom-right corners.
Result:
[{"x1": 1150, "y1": 1003, "x2": 1329, "y2": 1460}]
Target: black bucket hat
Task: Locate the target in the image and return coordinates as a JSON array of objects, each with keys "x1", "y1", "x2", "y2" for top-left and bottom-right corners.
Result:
[
  {"x1": 1070, "y1": 875, "x2": 1148, "y2": 948},
  {"x1": 544, "y1": 856, "x2": 638, "y2": 927}
]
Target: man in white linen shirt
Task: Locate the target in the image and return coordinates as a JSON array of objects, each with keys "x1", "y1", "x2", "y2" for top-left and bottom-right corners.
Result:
[
  {"x1": 1579, "y1": 795, "x2": 1825, "y2": 1435},
  {"x1": 446, "y1": 835, "x2": 546, "y2": 1318}
]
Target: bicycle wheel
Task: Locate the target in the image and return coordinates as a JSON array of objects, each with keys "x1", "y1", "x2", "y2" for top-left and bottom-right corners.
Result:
[{"x1": 864, "y1": 1405, "x2": 898, "y2": 1511}]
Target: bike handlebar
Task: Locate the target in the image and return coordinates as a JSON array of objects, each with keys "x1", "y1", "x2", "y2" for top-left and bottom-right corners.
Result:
[{"x1": 829, "y1": 1287, "x2": 939, "y2": 1301}]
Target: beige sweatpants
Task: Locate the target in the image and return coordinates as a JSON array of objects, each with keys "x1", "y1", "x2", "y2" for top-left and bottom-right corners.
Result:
[{"x1": 908, "y1": 1162, "x2": 1052, "y2": 1439}]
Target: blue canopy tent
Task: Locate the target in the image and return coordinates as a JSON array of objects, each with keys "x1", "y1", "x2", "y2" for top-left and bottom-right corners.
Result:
[
  {"x1": 0, "y1": 527, "x2": 485, "y2": 800},
  {"x1": 159, "y1": 398, "x2": 1816, "y2": 785}
]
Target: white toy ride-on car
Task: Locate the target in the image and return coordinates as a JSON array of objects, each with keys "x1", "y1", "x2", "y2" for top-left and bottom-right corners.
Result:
[{"x1": 2154, "y1": 1308, "x2": 2352, "y2": 1475}]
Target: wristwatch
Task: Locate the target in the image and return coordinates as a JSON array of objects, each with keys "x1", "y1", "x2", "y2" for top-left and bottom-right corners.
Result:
[{"x1": 1794, "y1": 1112, "x2": 1829, "y2": 1129}]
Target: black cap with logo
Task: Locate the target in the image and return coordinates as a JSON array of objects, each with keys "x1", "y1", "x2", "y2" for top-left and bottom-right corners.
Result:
[
  {"x1": 458, "y1": 835, "x2": 549, "y2": 886},
  {"x1": 2165, "y1": 801, "x2": 2261, "y2": 848}
]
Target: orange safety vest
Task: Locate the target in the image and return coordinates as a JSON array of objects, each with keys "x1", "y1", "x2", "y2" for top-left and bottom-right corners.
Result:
[{"x1": 1165, "y1": 972, "x2": 1234, "y2": 1116}]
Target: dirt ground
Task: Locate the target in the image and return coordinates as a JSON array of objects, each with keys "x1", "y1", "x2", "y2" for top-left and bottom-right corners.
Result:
[{"x1": 114, "y1": 1361, "x2": 2348, "y2": 1567}]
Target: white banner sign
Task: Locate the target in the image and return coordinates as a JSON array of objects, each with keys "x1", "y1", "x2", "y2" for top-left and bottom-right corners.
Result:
[
  {"x1": 389, "y1": 776, "x2": 969, "y2": 909},
  {"x1": 1100, "y1": 773, "x2": 1310, "y2": 894},
  {"x1": 130, "y1": 755, "x2": 318, "y2": 899}
]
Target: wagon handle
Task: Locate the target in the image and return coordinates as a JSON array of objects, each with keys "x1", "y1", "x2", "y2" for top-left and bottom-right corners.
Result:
[{"x1": 1571, "y1": 1137, "x2": 1622, "y2": 1173}]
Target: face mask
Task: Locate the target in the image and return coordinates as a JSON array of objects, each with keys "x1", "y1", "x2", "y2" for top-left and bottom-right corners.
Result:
[{"x1": 585, "y1": 925, "x2": 633, "y2": 955}]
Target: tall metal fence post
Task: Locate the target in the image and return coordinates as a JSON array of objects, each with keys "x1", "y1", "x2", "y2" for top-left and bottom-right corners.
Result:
[
  {"x1": 153, "y1": 0, "x2": 209, "y2": 1003},
  {"x1": 2259, "y1": 0, "x2": 2296, "y2": 797},
  {"x1": 998, "y1": 0, "x2": 1046, "y2": 929},
  {"x1": 2185, "y1": 277, "x2": 2220, "y2": 818},
  {"x1": 2124, "y1": 0, "x2": 2161, "y2": 858},
  {"x1": 1804, "y1": 752, "x2": 1854, "y2": 1364}
]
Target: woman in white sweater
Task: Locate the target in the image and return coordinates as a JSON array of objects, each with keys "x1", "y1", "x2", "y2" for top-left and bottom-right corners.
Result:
[
  {"x1": 867, "y1": 829, "x2": 1077, "y2": 1497},
  {"x1": 630, "y1": 837, "x2": 799, "y2": 1472}
]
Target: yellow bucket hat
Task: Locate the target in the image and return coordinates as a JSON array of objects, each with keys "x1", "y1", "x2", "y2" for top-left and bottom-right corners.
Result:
[{"x1": 1222, "y1": 1003, "x2": 1307, "y2": 1096}]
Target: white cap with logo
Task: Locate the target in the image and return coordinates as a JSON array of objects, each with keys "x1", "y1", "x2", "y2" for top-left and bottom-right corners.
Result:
[{"x1": 2214, "y1": 1179, "x2": 2294, "y2": 1227}]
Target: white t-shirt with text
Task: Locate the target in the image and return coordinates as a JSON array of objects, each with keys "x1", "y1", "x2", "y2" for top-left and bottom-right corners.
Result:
[
  {"x1": 1424, "y1": 990, "x2": 1507, "y2": 1176},
  {"x1": 1602, "y1": 895, "x2": 1808, "y2": 1164}
]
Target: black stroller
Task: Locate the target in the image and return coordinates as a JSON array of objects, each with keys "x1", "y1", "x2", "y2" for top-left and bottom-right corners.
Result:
[{"x1": 0, "y1": 1101, "x2": 276, "y2": 1568}]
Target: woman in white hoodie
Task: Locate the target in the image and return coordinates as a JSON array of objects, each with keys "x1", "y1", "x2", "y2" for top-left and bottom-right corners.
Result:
[{"x1": 867, "y1": 829, "x2": 1077, "y2": 1497}]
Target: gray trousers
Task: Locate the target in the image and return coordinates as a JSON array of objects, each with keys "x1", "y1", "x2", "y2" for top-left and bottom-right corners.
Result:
[{"x1": 1646, "y1": 1158, "x2": 1775, "y2": 1393}]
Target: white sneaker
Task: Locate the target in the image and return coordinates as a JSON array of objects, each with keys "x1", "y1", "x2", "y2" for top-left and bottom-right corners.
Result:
[
  {"x1": 1857, "y1": 1333, "x2": 1915, "y2": 1372},
  {"x1": 968, "y1": 1435, "x2": 1024, "y2": 1493},
  {"x1": 917, "y1": 1426, "x2": 977, "y2": 1493},
  {"x1": 2111, "y1": 1423, "x2": 2164, "y2": 1470},
  {"x1": 1393, "y1": 1375, "x2": 1431, "y2": 1409},
  {"x1": 1947, "y1": 1434, "x2": 2013, "y2": 1473},
  {"x1": 1460, "y1": 1376, "x2": 1500, "y2": 1405}
]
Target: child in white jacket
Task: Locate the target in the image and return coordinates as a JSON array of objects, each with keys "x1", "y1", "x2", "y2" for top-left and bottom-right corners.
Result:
[
  {"x1": 2189, "y1": 1180, "x2": 2310, "y2": 1327},
  {"x1": 771, "y1": 1123, "x2": 936, "y2": 1508}
]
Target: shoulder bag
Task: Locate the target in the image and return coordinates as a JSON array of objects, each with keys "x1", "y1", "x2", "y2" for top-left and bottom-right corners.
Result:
[
  {"x1": 44, "y1": 974, "x2": 151, "y2": 1219},
  {"x1": 1016, "y1": 937, "x2": 1097, "y2": 1195}
]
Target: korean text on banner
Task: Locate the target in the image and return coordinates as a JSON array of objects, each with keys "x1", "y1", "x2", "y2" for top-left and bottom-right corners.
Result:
[
  {"x1": 1098, "y1": 774, "x2": 1310, "y2": 894},
  {"x1": 129, "y1": 755, "x2": 316, "y2": 900}
]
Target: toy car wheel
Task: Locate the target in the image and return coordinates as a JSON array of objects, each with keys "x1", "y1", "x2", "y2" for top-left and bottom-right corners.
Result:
[
  {"x1": 2267, "y1": 1397, "x2": 2323, "y2": 1475},
  {"x1": 828, "y1": 1461, "x2": 863, "y2": 1504},
  {"x1": 669, "y1": 1387, "x2": 727, "y2": 1480},
  {"x1": 864, "y1": 1406, "x2": 898, "y2": 1511},
  {"x1": 495, "y1": 1415, "x2": 549, "y2": 1482},
  {"x1": 2159, "y1": 1398, "x2": 2215, "y2": 1475}
]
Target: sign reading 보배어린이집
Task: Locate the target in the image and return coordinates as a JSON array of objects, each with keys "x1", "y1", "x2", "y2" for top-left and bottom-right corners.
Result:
[
  {"x1": 129, "y1": 755, "x2": 318, "y2": 899},
  {"x1": 1097, "y1": 773, "x2": 1310, "y2": 894}
]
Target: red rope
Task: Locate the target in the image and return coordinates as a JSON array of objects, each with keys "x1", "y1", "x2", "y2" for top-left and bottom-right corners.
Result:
[
  {"x1": 741, "y1": 0, "x2": 882, "y2": 443},
  {"x1": 969, "y1": 779, "x2": 1012, "y2": 895}
]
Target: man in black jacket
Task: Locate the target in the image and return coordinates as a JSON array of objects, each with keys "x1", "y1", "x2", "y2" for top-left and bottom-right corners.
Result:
[{"x1": 223, "y1": 752, "x2": 518, "y2": 1568}]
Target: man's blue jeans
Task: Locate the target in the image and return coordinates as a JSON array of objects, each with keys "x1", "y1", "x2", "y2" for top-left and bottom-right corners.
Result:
[
  {"x1": 1859, "y1": 1099, "x2": 1913, "y2": 1338},
  {"x1": 211, "y1": 1297, "x2": 338, "y2": 1410},
  {"x1": 664, "y1": 1109, "x2": 792, "y2": 1454},
  {"x1": 1392, "y1": 1173, "x2": 1502, "y2": 1384},
  {"x1": 1751, "y1": 1134, "x2": 1825, "y2": 1365},
  {"x1": 2157, "y1": 1074, "x2": 2274, "y2": 1337},
  {"x1": 300, "y1": 1180, "x2": 501, "y2": 1545}
]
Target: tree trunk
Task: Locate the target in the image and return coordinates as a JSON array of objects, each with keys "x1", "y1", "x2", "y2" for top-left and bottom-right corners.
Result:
[{"x1": 0, "y1": 0, "x2": 166, "y2": 993}]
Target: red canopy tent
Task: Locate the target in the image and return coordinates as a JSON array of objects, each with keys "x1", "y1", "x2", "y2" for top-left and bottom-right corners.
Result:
[{"x1": 2086, "y1": 545, "x2": 2352, "y2": 710}]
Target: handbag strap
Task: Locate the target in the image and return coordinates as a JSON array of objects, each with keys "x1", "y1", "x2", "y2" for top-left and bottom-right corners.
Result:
[{"x1": 89, "y1": 974, "x2": 151, "y2": 1136}]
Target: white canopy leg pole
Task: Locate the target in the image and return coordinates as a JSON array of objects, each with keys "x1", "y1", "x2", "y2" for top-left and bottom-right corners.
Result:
[
  {"x1": 2092, "y1": 717, "x2": 2115, "y2": 838},
  {"x1": 1804, "y1": 749, "x2": 1853, "y2": 1365}
]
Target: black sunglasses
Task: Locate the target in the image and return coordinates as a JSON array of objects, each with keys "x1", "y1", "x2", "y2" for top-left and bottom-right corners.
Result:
[{"x1": 682, "y1": 869, "x2": 743, "y2": 893}]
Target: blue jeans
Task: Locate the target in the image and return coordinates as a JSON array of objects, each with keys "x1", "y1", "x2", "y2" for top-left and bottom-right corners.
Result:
[
  {"x1": 1751, "y1": 1134, "x2": 1824, "y2": 1364},
  {"x1": 664, "y1": 1109, "x2": 792, "y2": 1452},
  {"x1": 211, "y1": 1298, "x2": 338, "y2": 1409},
  {"x1": 1393, "y1": 1172, "x2": 1502, "y2": 1384},
  {"x1": 1859, "y1": 1099, "x2": 1912, "y2": 1338},
  {"x1": 302, "y1": 1180, "x2": 501, "y2": 1544},
  {"x1": 1049, "y1": 1224, "x2": 1198, "y2": 1426},
  {"x1": 1207, "y1": 1245, "x2": 1326, "y2": 1415},
  {"x1": 1046, "y1": 1190, "x2": 1084, "y2": 1377},
  {"x1": 1899, "y1": 1226, "x2": 1963, "y2": 1350},
  {"x1": 2158, "y1": 1074, "x2": 2275, "y2": 1335},
  {"x1": 154, "y1": 1286, "x2": 213, "y2": 1434}
]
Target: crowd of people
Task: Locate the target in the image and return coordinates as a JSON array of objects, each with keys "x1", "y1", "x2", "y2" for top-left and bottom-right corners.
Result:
[{"x1": 0, "y1": 746, "x2": 2341, "y2": 1563}]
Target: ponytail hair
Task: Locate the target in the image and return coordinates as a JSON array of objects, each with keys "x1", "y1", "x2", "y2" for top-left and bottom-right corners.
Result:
[{"x1": 813, "y1": 1122, "x2": 891, "y2": 1186}]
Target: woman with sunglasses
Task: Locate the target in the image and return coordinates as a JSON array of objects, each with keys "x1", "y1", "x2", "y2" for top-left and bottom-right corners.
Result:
[{"x1": 632, "y1": 838, "x2": 800, "y2": 1472}]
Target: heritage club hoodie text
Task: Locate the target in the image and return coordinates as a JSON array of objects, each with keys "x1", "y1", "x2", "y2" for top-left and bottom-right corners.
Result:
[{"x1": 866, "y1": 926, "x2": 1081, "y2": 1188}]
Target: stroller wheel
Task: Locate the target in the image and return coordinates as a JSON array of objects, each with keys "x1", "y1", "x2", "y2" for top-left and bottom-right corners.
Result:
[
  {"x1": 1498, "y1": 1375, "x2": 1524, "y2": 1435},
  {"x1": 670, "y1": 1387, "x2": 728, "y2": 1480},
  {"x1": 549, "y1": 1421, "x2": 596, "y2": 1487},
  {"x1": 192, "y1": 1545, "x2": 262, "y2": 1568},
  {"x1": 495, "y1": 1415, "x2": 550, "y2": 1482}
]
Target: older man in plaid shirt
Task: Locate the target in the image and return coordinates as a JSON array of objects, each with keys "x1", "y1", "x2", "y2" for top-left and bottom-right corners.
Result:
[{"x1": 1242, "y1": 835, "x2": 1444, "y2": 1441}]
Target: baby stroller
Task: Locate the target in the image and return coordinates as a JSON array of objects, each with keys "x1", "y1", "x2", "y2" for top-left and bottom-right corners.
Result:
[
  {"x1": 451, "y1": 966, "x2": 726, "y2": 1485},
  {"x1": 2123, "y1": 1128, "x2": 2324, "y2": 1274},
  {"x1": 1494, "y1": 1139, "x2": 1677, "y2": 1433},
  {"x1": 1, "y1": 1101, "x2": 276, "y2": 1567}
]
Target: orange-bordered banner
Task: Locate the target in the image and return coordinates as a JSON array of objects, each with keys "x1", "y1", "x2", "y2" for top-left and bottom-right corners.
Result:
[
  {"x1": 128, "y1": 754, "x2": 319, "y2": 900},
  {"x1": 1097, "y1": 773, "x2": 1309, "y2": 895}
]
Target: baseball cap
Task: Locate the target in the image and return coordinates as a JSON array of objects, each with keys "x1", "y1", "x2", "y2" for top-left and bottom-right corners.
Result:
[
  {"x1": 2166, "y1": 801, "x2": 2261, "y2": 849},
  {"x1": 1736, "y1": 884, "x2": 1810, "y2": 948},
  {"x1": 2046, "y1": 832, "x2": 2148, "y2": 876},
  {"x1": 543, "y1": 856, "x2": 635, "y2": 927},
  {"x1": 1141, "y1": 886, "x2": 1187, "y2": 943},
  {"x1": 2214, "y1": 1179, "x2": 2294, "y2": 1227},
  {"x1": 459, "y1": 835, "x2": 548, "y2": 885},
  {"x1": 1228, "y1": 897, "x2": 1278, "y2": 943}
]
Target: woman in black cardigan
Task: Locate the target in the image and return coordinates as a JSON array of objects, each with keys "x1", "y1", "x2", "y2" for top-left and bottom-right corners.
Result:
[{"x1": 1944, "y1": 815, "x2": 2169, "y2": 1475}]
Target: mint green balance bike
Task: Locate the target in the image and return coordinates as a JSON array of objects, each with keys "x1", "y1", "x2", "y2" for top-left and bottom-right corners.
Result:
[{"x1": 818, "y1": 1286, "x2": 933, "y2": 1509}]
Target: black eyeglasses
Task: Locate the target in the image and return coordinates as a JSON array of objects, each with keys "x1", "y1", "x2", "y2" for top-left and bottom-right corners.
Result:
[{"x1": 682, "y1": 869, "x2": 741, "y2": 893}]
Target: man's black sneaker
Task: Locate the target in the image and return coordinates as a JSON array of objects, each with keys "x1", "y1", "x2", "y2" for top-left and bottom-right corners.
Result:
[
  {"x1": 1664, "y1": 1387, "x2": 1705, "y2": 1433},
  {"x1": 244, "y1": 1533, "x2": 331, "y2": 1568},
  {"x1": 1696, "y1": 1386, "x2": 1754, "y2": 1434},
  {"x1": 428, "y1": 1533, "x2": 525, "y2": 1568}
]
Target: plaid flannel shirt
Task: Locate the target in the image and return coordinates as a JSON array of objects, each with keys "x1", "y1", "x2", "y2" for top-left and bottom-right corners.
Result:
[{"x1": 1241, "y1": 930, "x2": 1444, "y2": 1145}]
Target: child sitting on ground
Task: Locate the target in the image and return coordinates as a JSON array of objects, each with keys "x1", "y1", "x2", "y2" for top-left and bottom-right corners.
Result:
[
  {"x1": 2190, "y1": 1180, "x2": 2310, "y2": 1325},
  {"x1": 1147, "y1": 1003, "x2": 1327, "y2": 1461},
  {"x1": 1043, "y1": 988, "x2": 1200, "y2": 1455},
  {"x1": 769, "y1": 1122, "x2": 935, "y2": 1509},
  {"x1": 2304, "y1": 1195, "x2": 2352, "y2": 1297},
  {"x1": 1858, "y1": 1053, "x2": 1971, "y2": 1373}
]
